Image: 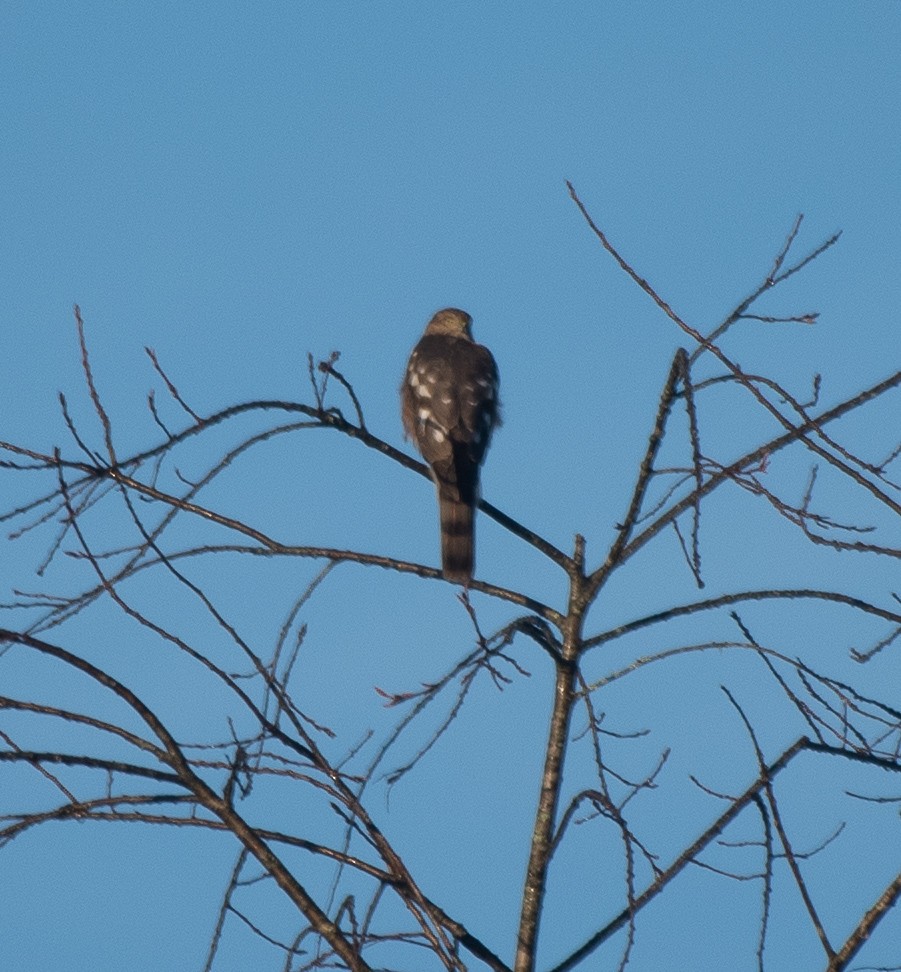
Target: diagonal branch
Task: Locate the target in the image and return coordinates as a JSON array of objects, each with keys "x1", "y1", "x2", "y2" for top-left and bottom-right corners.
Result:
[
  {"x1": 0, "y1": 628, "x2": 373, "y2": 971},
  {"x1": 618, "y1": 369, "x2": 901, "y2": 568},
  {"x1": 583, "y1": 589, "x2": 901, "y2": 651},
  {"x1": 567, "y1": 184, "x2": 898, "y2": 518},
  {"x1": 591, "y1": 349, "x2": 685, "y2": 591},
  {"x1": 828, "y1": 868, "x2": 901, "y2": 971}
]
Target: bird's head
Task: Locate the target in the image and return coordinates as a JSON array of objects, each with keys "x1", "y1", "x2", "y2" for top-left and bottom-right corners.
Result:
[{"x1": 424, "y1": 308, "x2": 473, "y2": 338}]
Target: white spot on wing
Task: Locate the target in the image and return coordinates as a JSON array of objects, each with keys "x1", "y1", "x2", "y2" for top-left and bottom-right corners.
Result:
[{"x1": 432, "y1": 428, "x2": 445, "y2": 443}]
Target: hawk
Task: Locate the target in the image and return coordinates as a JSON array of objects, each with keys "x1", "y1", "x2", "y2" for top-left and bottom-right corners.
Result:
[{"x1": 402, "y1": 308, "x2": 500, "y2": 584}]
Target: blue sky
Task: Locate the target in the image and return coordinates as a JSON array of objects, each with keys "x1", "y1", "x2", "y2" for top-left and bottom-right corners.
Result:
[{"x1": 1, "y1": 3, "x2": 900, "y2": 971}]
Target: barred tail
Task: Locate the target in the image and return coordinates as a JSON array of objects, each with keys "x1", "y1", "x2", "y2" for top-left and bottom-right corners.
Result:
[{"x1": 438, "y1": 489, "x2": 475, "y2": 585}]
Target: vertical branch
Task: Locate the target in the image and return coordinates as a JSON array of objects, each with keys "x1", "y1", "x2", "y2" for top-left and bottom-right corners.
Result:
[
  {"x1": 723, "y1": 688, "x2": 834, "y2": 961},
  {"x1": 763, "y1": 776, "x2": 833, "y2": 960},
  {"x1": 680, "y1": 351, "x2": 704, "y2": 587},
  {"x1": 516, "y1": 555, "x2": 587, "y2": 972},
  {"x1": 73, "y1": 305, "x2": 117, "y2": 465},
  {"x1": 515, "y1": 657, "x2": 579, "y2": 972},
  {"x1": 752, "y1": 795, "x2": 774, "y2": 972},
  {"x1": 204, "y1": 849, "x2": 249, "y2": 972}
]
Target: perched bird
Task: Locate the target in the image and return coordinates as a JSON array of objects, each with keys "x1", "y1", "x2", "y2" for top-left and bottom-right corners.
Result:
[{"x1": 401, "y1": 308, "x2": 500, "y2": 584}]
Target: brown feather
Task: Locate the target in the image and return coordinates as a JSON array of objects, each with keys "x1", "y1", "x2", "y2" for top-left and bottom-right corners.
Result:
[{"x1": 438, "y1": 487, "x2": 474, "y2": 585}]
